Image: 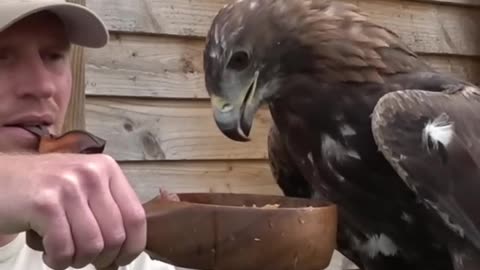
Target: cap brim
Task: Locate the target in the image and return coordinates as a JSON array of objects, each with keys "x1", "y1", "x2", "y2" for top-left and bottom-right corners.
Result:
[{"x1": 0, "y1": 2, "x2": 109, "y2": 48}]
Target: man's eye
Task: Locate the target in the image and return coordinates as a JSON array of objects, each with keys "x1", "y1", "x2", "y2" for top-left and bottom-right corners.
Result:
[
  {"x1": 41, "y1": 50, "x2": 66, "y2": 62},
  {"x1": 46, "y1": 53, "x2": 65, "y2": 61}
]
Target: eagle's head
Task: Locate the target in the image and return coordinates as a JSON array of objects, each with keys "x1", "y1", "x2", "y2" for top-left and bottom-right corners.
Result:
[
  {"x1": 203, "y1": 0, "x2": 410, "y2": 141},
  {"x1": 203, "y1": 0, "x2": 320, "y2": 141}
]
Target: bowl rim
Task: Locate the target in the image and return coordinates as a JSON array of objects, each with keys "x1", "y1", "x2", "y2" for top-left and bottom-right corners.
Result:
[{"x1": 170, "y1": 192, "x2": 337, "y2": 211}]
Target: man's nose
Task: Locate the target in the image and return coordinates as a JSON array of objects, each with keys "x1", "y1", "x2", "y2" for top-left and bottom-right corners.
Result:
[{"x1": 15, "y1": 56, "x2": 56, "y2": 99}]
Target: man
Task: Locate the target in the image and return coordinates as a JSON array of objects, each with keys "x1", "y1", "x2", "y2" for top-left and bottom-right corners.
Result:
[{"x1": 0, "y1": 1, "x2": 179, "y2": 269}]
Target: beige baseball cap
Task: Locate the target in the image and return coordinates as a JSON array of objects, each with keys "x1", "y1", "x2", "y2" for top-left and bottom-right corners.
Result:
[{"x1": 0, "y1": 0, "x2": 109, "y2": 48}]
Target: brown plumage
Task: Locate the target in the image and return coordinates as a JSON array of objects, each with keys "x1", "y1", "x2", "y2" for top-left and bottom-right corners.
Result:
[
  {"x1": 267, "y1": 122, "x2": 315, "y2": 199},
  {"x1": 203, "y1": 0, "x2": 480, "y2": 269}
]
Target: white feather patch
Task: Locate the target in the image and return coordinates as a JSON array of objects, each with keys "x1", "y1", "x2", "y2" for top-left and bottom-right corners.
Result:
[
  {"x1": 321, "y1": 134, "x2": 361, "y2": 162},
  {"x1": 307, "y1": 152, "x2": 314, "y2": 165},
  {"x1": 422, "y1": 113, "x2": 454, "y2": 151},
  {"x1": 453, "y1": 252, "x2": 465, "y2": 268},
  {"x1": 360, "y1": 234, "x2": 399, "y2": 258},
  {"x1": 340, "y1": 124, "x2": 356, "y2": 136},
  {"x1": 401, "y1": 212, "x2": 414, "y2": 224}
]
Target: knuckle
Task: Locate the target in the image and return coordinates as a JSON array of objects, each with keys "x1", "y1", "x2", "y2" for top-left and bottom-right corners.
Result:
[
  {"x1": 77, "y1": 154, "x2": 118, "y2": 190},
  {"x1": 46, "y1": 247, "x2": 74, "y2": 269},
  {"x1": 95, "y1": 154, "x2": 117, "y2": 170},
  {"x1": 56, "y1": 246, "x2": 75, "y2": 260},
  {"x1": 126, "y1": 207, "x2": 147, "y2": 228},
  {"x1": 100, "y1": 153, "x2": 117, "y2": 165},
  {"x1": 89, "y1": 238, "x2": 105, "y2": 254},
  {"x1": 59, "y1": 173, "x2": 82, "y2": 201},
  {"x1": 105, "y1": 230, "x2": 126, "y2": 248},
  {"x1": 76, "y1": 162, "x2": 102, "y2": 186},
  {"x1": 73, "y1": 158, "x2": 110, "y2": 191},
  {"x1": 80, "y1": 237, "x2": 105, "y2": 257},
  {"x1": 31, "y1": 189, "x2": 59, "y2": 216}
]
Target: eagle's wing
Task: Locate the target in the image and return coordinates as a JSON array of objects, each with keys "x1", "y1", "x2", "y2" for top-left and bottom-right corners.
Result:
[
  {"x1": 371, "y1": 85, "x2": 480, "y2": 251},
  {"x1": 267, "y1": 123, "x2": 315, "y2": 198}
]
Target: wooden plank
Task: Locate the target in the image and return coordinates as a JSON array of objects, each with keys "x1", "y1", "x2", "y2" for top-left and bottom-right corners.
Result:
[
  {"x1": 63, "y1": 0, "x2": 86, "y2": 132},
  {"x1": 85, "y1": 0, "x2": 480, "y2": 56},
  {"x1": 421, "y1": 55, "x2": 480, "y2": 85},
  {"x1": 120, "y1": 160, "x2": 281, "y2": 202},
  {"x1": 85, "y1": 34, "x2": 206, "y2": 99},
  {"x1": 85, "y1": 97, "x2": 272, "y2": 161},
  {"x1": 85, "y1": 34, "x2": 480, "y2": 99},
  {"x1": 415, "y1": 0, "x2": 480, "y2": 7}
]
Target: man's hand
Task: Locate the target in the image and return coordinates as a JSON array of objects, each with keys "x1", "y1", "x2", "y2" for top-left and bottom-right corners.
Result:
[{"x1": 0, "y1": 153, "x2": 146, "y2": 270}]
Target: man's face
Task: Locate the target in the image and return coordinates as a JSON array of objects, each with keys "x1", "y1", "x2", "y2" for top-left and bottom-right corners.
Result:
[{"x1": 0, "y1": 12, "x2": 72, "y2": 153}]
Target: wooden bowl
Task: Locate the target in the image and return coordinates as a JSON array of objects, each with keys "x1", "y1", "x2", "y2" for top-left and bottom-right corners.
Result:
[{"x1": 143, "y1": 193, "x2": 337, "y2": 270}]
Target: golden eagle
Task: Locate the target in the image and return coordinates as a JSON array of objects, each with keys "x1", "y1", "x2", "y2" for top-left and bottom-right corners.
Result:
[{"x1": 203, "y1": 0, "x2": 480, "y2": 269}]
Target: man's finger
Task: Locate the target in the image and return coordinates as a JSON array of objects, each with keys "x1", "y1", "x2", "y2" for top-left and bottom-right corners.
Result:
[
  {"x1": 108, "y1": 168, "x2": 147, "y2": 266},
  {"x1": 89, "y1": 185, "x2": 126, "y2": 268},
  {"x1": 40, "y1": 210, "x2": 75, "y2": 270},
  {"x1": 28, "y1": 192, "x2": 75, "y2": 269},
  {"x1": 64, "y1": 189, "x2": 104, "y2": 268}
]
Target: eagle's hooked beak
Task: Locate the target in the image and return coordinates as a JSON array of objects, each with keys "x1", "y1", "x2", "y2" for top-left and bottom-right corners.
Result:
[{"x1": 210, "y1": 71, "x2": 259, "y2": 142}]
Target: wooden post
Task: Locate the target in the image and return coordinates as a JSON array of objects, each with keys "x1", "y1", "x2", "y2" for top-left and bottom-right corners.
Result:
[{"x1": 62, "y1": 0, "x2": 86, "y2": 133}]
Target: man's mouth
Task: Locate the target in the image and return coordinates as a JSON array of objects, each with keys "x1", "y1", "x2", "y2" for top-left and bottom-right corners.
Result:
[{"x1": 2, "y1": 124, "x2": 52, "y2": 138}]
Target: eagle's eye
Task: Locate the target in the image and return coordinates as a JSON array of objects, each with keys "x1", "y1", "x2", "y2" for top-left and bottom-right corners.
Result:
[{"x1": 227, "y1": 51, "x2": 250, "y2": 71}]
